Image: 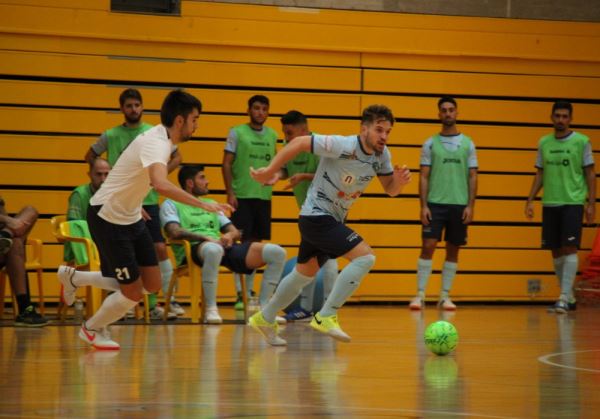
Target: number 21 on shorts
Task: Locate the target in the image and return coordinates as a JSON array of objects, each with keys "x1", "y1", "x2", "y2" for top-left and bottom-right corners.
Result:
[{"x1": 115, "y1": 267, "x2": 131, "y2": 281}]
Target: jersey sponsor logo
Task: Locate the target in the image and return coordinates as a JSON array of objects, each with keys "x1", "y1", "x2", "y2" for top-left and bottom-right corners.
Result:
[
  {"x1": 248, "y1": 153, "x2": 272, "y2": 161},
  {"x1": 346, "y1": 232, "x2": 360, "y2": 242},
  {"x1": 250, "y1": 141, "x2": 268, "y2": 146},
  {"x1": 442, "y1": 158, "x2": 462, "y2": 164},
  {"x1": 358, "y1": 175, "x2": 374, "y2": 182},
  {"x1": 549, "y1": 149, "x2": 570, "y2": 154},
  {"x1": 545, "y1": 159, "x2": 570, "y2": 166}
]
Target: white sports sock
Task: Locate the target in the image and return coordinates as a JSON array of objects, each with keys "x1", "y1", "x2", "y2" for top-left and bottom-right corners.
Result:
[
  {"x1": 85, "y1": 291, "x2": 138, "y2": 330},
  {"x1": 417, "y1": 258, "x2": 433, "y2": 296},
  {"x1": 320, "y1": 254, "x2": 375, "y2": 317},
  {"x1": 199, "y1": 242, "x2": 223, "y2": 308},
  {"x1": 245, "y1": 271, "x2": 255, "y2": 297},
  {"x1": 262, "y1": 268, "x2": 314, "y2": 323},
  {"x1": 441, "y1": 261, "x2": 458, "y2": 297},
  {"x1": 72, "y1": 270, "x2": 120, "y2": 292},
  {"x1": 234, "y1": 272, "x2": 242, "y2": 294},
  {"x1": 320, "y1": 259, "x2": 338, "y2": 300},
  {"x1": 299, "y1": 280, "x2": 316, "y2": 312},
  {"x1": 561, "y1": 254, "x2": 578, "y2": 302},
  {"x1": 159, "y1": 258, "x2": 174, "y2": 295},
  {"x1": 258, "y1": 244, "x2": 287, "y2": 306},
  {"x1": 553, "y1": 256, "x2": 565, "y2": 286}
]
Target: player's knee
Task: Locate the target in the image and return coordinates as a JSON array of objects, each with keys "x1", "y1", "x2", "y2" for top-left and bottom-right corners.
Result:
[
  {"x1": 262, "y1": 243, "x2": 287, "y2": 265},
  {"x1": 200, "y1": 242, "x2": 224, "y2": 264},
  {"x1": 352, "y1": 254, "x2": 376, "y2": 271}
]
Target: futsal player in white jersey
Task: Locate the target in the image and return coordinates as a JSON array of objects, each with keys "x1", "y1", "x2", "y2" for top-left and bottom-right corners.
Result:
[
  {"x1": 249, "y1": 105, "x2": 411, "y2": 346},
  {"x1": 57, "y1": 90, "x2": 231, "y2": 350}
]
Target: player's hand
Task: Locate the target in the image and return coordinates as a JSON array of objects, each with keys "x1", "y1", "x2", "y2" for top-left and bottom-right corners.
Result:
[
  {"x1": 219, "y1": 233, "x2": 235, "y2": 248},
  {"x1": 263, "y1": 171, "x2": 282, "y2": 186},
  {"x1": 141, "y1": 207, "x2": 151, "y2": 221},
  {"x1": 200, "y1": 201, "x2": 234, "y2": 215},
  {"x1": 283, "y1": 173, "x2": 304, "y2": 190},
  {"x1": 421, "y1": 206, "x2": 432, "y2": 226},
  {"x1": 227, "y1": 193, "x2": 238, "y2": 210},
  {"x1": 586, "y1": 202, "x2": 596, "y2": 225},
  {"x1": 462, "y1": 205, "x2": 474, "y2": 224},
  {"x1": 250, "y1": 166, "x2": 277, "y2": 185},
  {"x1": 525, "y1": 201, "x2": 534, "y2": 219},
  {"x1": 394, "y1": 165, "x2": 411, "y2": 186}
]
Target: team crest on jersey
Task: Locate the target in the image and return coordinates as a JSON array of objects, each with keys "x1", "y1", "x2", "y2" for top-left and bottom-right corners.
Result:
[{"x1": 372, "y1": 161, "x2": 381, "y2": 172}]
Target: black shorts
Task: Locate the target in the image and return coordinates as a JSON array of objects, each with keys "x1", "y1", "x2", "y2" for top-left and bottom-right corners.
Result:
[
  {"x1": 231, "y1": 198, "x2": 271, "y2": 241},
  {"x1": 190, "y1": 241, "x2": 254, "y2": 274},
  {"x1": 87, "y1": 205, "x2": 158, "y2": 284},
  {"x1": 143, "y1": 204, "x2": 165, "y2": 243},
  {"x1": 542, "y1": 205, "x2": 584, "y2": 249},
  {"x1": 297, "y1": 215, "x2": 363, "y2": 266},
  {"x1": 421, "y1": 203, "x2": 468, "y2": 246}
]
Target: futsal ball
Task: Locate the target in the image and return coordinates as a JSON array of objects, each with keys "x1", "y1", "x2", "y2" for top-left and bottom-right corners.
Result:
[{"x1": 424, "y1": 320, "x2": 458, "y2": 356}]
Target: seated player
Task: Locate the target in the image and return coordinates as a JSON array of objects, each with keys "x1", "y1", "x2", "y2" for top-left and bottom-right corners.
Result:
[
  {"x1": 0, "y1": 197, "x2": 48, "y2": 326},
  {"x1": 160, "y1": 165, "x2": 287, "y2": 324}
]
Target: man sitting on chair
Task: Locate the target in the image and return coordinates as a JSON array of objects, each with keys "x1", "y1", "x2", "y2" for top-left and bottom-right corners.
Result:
[
  {"x1": 159, "y1": 165, "x2": 287, "y2": 324},
  {"x1": 0, "y1": 197, "x2": 47, "y2": 327}
]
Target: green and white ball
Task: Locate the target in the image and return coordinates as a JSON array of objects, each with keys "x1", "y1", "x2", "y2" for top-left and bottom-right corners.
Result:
[{"x1": 424, "y1": 320, "x2": 458, "y2": 356}]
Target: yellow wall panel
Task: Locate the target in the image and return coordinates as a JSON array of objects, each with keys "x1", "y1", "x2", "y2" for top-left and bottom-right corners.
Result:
[
  {"x1": 0, "y1": 50, "x2": 360, "y2": 91},
  {"x1": 363, "y1": 69, "x2": 600, "y2": 100}
]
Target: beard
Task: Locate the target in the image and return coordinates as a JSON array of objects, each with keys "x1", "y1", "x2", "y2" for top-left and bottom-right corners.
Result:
[
  {"x1": 125, "y1": 113, "x2": 142, "y2": 124},
  {"x1": 250, "y1": 115, "x2": 265, "y2": 127}
]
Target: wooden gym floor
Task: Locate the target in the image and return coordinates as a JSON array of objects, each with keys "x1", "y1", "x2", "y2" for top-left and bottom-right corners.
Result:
[{"x1": 1, "y1": 305, "x2": 599, "y2": 418}]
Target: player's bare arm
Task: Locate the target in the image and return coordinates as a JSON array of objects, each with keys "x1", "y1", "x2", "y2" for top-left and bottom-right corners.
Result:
[
  {"x1": 463, "y1": 168, "x2": 478, "y2": 224},
  {"x1": 250, "y1": 135, "x2": 311, "y2": 184},
  {"x1": 164, "y1": 222, "x2": 219, "y2": 244},
  {"x1": 419, "y1": 165, "x2": 432, "y2": 225},
  {"x1": 149, "y1": 163, "x2": 232, "y2": 214},
  {"x1": 525, "y1": 168, "x2": 544, "y2": 219},
  {"x1": 378, "y1": 165, "x2": 411, "y2": 197},
  {"x1": 222, "y1": 152, "x2": 238, "y2": 209},
  {"x1": 585, "y1": 164, "x2": 596, "y2": 224}
]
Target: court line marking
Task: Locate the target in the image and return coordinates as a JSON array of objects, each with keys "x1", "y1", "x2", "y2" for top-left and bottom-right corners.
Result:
[
  {"x1": 538, "y1": 349, "x2": 600, "y2": 373},
  {"x1": 0, "y1": 400, "x2": 521, "y2": 419}
]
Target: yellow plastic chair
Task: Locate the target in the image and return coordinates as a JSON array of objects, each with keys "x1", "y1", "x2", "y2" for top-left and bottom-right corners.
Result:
[
  {"x1": 0, "y1": 238, "x2": 45, "y2": 319},
  {"x1": 51, "y1": 215, "x2": 102, "y2": 319},
  {"x1": 165, "y1": 239, "x2": 247, "y2": 324}
]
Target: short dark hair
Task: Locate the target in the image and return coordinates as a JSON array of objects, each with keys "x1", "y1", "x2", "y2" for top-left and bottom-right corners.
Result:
[
  {"x1": 361, "y1": 105, "x2": 394, "y2": 126},
  {"x1": 177, "y1": 164, "x2": 205, "y2": 189},
  {"x1": 438, "y1": 96, "x2": 457, "y2": 109},
  {"x1": 281, "y1": 110, "x2": 307, "y2": 125},
  {"x1": 119, "y1": 88, "x2": 142, "y2": 107},
  {"x1": 552, "y1": 100, "x2": 573, "y2": 115},
  {"x1": 248, "y1": 95, "x2": 270, "y2": 108},
  {"x1": 160, "y1": 89, "x2": 202, "y2": 127}
]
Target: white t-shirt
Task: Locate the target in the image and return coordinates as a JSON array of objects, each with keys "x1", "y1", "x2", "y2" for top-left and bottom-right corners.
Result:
[{"x1": 90, "y1": 125, "x2": 172, "y2": 225}]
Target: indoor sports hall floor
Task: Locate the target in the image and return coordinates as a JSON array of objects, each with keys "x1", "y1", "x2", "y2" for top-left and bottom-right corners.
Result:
[{"x1": 1, "y1": 305, "x2": 599, "y2": 418}]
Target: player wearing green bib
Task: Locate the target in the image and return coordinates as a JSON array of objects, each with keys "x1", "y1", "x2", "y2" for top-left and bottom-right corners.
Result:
[
  {"x1": 222, "y1": 95, "x2": 278, "y2": 310},
  {"x1": 271, "y1": 110, "x2": 338, "y2": 322},
  {"x1": 526, "y1": 101, "x2": 596, "y2": 314},
  {"x1": 160, "y1": 165, "x2": 287, "y2": 324},
  {"x1": 410, "y1": 97, "x2": 478, "y2": 312},
  {"x1": 64, "y1": 158, "x2": 110, "y2": 262},
  {"x1": 85, "y1": 88, "x2": 182, "y2": 319}
]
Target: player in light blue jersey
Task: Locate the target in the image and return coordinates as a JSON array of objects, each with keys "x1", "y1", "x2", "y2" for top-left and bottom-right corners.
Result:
[{"x1": 248, "y1": 105, "x2": 411, "y2": 346}]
